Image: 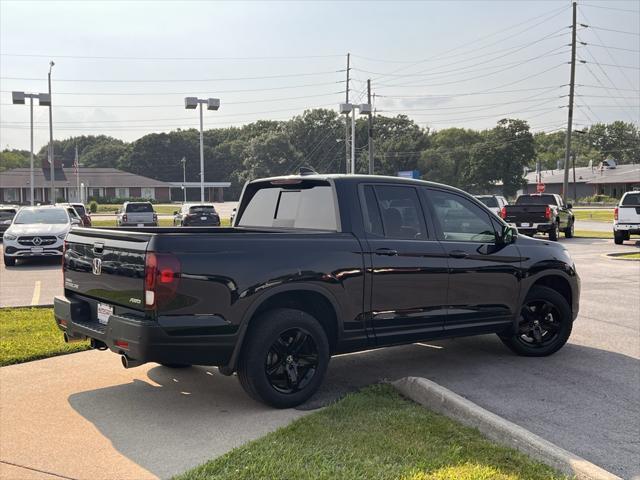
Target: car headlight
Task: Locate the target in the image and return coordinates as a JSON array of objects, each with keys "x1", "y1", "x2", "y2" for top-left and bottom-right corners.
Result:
[
  {"x1": 57, "y1": 232, "x2": 68, "y2": 239},
  {"x1": 3, "y1": 233, "x2": 17, "y2": 240}
]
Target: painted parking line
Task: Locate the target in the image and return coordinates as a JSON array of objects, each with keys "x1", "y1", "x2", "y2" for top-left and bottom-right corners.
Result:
[{"x1": 31, "y1": 281, "x2": 41, "y2": 306}]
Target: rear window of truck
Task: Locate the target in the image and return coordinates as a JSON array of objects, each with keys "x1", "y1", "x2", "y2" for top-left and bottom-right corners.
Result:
[
  {"x1": 238, "y1": 182, "x2": 338, "y2": 230},
  {"x1": 621, "y1": 193, "x2": 640, "y2": 206},
  {"x1": 126, "y1": 203, "x2": 154, "y2": 213},
  {"x1": 515, "y1": 195, "x2": 557, "y2": 205}
]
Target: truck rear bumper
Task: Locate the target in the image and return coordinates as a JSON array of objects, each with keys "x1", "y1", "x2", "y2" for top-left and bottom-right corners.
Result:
[
  {"x1": 510, "y1": 222, "x2": 553, "y2": 235},
  {"x1": 613, "y1": 223, "x2": 640, "y2": 234},
  {"x1": 54, "y1": 294, "x2": 236, "y2": 367}
]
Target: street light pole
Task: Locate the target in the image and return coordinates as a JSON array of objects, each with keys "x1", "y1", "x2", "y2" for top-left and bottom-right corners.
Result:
[
  {"x1": 339, "y1": 102, "x2": 372, "y2": 175},
  {"x1": 199, "y1": 103, "x2": 205, "y2": 202},
  {"x1": 12, "y1": 91, "x2": 50, "y2": 205},
  {"x1": 184, "y1": 97, "x2": 220, "y2": 203},
  {"x1": 48, "y1": 61, "x2": 55, "y2": 204},
  {"x1": 29, "y1": 96, "x2": 34, "y2": 205},
  {"x1": 180, "y1": 157, "x2": 187, "y2": 203}
]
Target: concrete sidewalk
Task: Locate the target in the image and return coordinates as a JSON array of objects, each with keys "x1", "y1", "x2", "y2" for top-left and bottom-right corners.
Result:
[{"x1": 0, "y1": 351, "x2": 306, "y2": 480}]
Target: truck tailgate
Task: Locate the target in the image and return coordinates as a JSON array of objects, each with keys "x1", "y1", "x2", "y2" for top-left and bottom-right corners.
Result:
[
  {"x1": 618, "y1": 206, "x2": 640, "y2": 223},
  {"x1": 503, "y1": 205, "x2": 548, "y2": 224},
  {"x1": 64, "y1": 228, "x2": 150, "y2": 310}
]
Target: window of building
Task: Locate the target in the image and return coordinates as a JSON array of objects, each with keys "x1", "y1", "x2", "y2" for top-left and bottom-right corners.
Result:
[
  {"x1": 116, "y1": 187, "x2": 129, "y2": 199},
  {"x1": 141, "y1": 187, "x2": 155, "y2": 199}
]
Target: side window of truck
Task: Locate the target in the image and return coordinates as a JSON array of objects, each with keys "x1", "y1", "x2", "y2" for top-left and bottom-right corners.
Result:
[
  {"x1": 427, "y1": 189, "x2": 497, "y2": 243},
  {"x1": 362, "y1": 185, "x2": 427, "y2": 240}
]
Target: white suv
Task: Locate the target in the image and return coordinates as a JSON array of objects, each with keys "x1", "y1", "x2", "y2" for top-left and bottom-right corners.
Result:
[
  {"x1": 613, "y1": 191, "x2": 640, "y2": 245},
  {"x1": 2, "y1": 206, "x2": 79, "y2": 266}
]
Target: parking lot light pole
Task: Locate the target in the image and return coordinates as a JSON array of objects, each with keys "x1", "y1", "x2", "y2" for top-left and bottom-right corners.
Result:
[
  {"x1": 339, "y1": 103, "x2": 372, "y2": 174},
  {"x1": 48, "y1": 61, "x2": 55, "y2": 204},
  {"x1": 12, "y1": 91, "x2": 51, "y2": 205},
  {"x1": 184, "y1": 97, "x2": 220, "y2": 202},
  {"x1": 180, "y1": 157, "x2": 187, "y2": 203}
]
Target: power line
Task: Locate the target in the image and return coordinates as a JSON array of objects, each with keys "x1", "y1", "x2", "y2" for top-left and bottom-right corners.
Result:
[
  {"x1": 580, "y1": 61, "x2": 640, "y2": 70},
  {"x1": 0, "y1": 52, "x2": 344, "y2": 61},
  {"x1": 582, "y1": 25, "x2": 640, "y2": 37},
  {"x1": 580, "y1": 2, "x2": 640, "y2": 14},
  {"x1": 0, "y1": 81, "x2": 346, "y2": 96},
  {"x1": 580, "y1": 42, "x2": 640, "y2": 54},
  {"x1": 0, "y1": 69, "x2": 346, "y2": 83},
  {"x1": 378, "y1": 96, "x2": 562, "y2": 114},
  {"x1": 377, "y1": 85, "x2": 565, "y2": 99}
]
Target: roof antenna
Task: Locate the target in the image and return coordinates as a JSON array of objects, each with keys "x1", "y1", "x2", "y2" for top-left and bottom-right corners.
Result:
[{"x1": 299, "y1": 166, "x2": 317, "y2": 176}]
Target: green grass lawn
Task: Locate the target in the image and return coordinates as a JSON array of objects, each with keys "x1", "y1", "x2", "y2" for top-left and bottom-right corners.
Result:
[
  {"x1": 573, "y1": 209, "x2": 614, "y2": 222},
  {"x1": 95, "y1": 203, "x2": 179, "y2": 215},
  {"x1": 175, "y1": 384, "x2": 564, "y2": 480},
  {"x1": 613, "y1": 252, "x2": 640, "y2": 260},
  {"x1": 90, "y1": 217, "x2": 230, "y2": 227},
  {"x1": 574, "y1": 230, "x2": 612, "y2": 239},
  {"x1": 0, "y1": 307, "x2": 89, "y2": 367}
]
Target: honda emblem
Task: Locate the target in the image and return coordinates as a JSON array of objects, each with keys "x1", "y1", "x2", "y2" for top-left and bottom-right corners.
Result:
[{"x1": 92, "y1": 258, "x2": 102, "y2": 275}]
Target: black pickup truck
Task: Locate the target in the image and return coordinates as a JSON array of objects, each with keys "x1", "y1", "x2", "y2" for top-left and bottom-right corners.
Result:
[
  {"x1": 54, "y1": 175, "x2": 580, "y2": 408},
  {"x1": 501, "y1": 193, "x2": 575, "y2": 240}
]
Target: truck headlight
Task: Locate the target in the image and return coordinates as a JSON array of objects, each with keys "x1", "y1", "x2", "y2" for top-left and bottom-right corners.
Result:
[{"x1": 3, "y1": 233, "x2": 17, "y2": 240}]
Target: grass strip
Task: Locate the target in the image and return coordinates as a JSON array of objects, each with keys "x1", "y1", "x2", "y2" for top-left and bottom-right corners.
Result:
[
  {"x1": 174, "y1": 384, "x2": 565, "y2": 480},
  {"x1": 0, "y1": 307, "x2": 89, "y2": 367}
]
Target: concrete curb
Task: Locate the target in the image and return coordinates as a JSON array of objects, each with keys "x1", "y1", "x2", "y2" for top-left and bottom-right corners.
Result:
[{"x1": 392, "y1": 377, "x2": 621, "y2": 480}]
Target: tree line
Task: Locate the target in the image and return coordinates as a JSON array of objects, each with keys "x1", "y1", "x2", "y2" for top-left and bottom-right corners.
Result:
[{"x1": 1, "y1": 109, "x2": 637, "y2": 199}]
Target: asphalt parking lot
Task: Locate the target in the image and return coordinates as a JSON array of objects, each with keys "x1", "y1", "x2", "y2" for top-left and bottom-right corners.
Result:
[{"x1": 1, "y1": 237, "x2": 639, "y2": 479}]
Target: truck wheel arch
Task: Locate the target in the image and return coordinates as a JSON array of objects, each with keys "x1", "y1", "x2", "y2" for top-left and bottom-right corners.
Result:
[
  {"x1": 525, "y1": 274, "x2": 573, "y2": 315},
  {"x1": 223, "y1": 285, "x2": 340, "y2": 374}
]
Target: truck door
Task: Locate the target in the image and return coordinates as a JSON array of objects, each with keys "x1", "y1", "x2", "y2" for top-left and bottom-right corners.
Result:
[
  {"x1": 424, "y1": 187, "x2": 521, "y2": 334},
  {"x1": 361, "y1": 184, "x2": 448, "y2": 345}
]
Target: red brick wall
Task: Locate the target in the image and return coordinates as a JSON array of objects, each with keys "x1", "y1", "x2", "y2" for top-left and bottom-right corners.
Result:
[
  {"x1": 105, "y1": 187, "x2": 116, "y2": 199},
  {"x1": 155, "y1": 187, "x2": 170, "y2": 202},
  {"x1": 129, "y1": 187, "x2": 141, "y2": 198}
]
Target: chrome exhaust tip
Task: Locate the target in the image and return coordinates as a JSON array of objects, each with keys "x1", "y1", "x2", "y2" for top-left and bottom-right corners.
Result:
[{"x1": 121, "y1": 355, "x2": 143, "y2": 369}]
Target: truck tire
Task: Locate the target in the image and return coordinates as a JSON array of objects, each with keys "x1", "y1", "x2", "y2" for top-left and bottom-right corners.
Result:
[
  {"x1": 3, "y1": 255, "x2": 15, "y2": 267},
  {"x1": 548, "y1": 221, "x2": 559, "y2": 241},
  {"x1": 614, "y1": 231, "x2": 625, "y2": 245},
  {"x1": 564, "y1": 219, "x2": 574, "y2": 238},
  {"x1": 499, "y1": 285, "x2": 572, "y2": 357},
  {"x1": 237, "y1": 308, "x2": 330, "y2": 408}
]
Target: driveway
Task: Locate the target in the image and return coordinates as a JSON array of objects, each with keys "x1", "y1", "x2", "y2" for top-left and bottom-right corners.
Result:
[{"x1": 1, "y1": 238, "x2": 638, "y2": 479}]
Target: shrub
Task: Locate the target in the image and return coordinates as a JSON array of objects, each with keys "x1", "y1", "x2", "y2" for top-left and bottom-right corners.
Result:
[{"x1": 89, "y1": 201, "x2": 98, "y2": 213}]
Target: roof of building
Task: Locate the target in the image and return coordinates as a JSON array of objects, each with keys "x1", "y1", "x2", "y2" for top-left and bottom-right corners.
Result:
[
  {"x1": 524, "y1": 163, "x2": 640, "y2": 185},
  {"x1": 0, "y1": 167, "x2": 170, "y2": 188}
]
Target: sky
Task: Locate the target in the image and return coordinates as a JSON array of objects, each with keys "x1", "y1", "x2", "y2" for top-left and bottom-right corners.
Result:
[{"x1": 1, "y1": 0, "x2": 638, "y2": 152}]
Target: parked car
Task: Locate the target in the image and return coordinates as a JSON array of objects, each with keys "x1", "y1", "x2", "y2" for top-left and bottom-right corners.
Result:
[
  {"x1": 173, "y1": 203, "x2": 221, "y2": 226},
  {"x1": 501, "y1": 193, "x2": 574, "y2": 241},
  {"x1": 55, "y1": 174, "x2": 580, "y2": 408},
  {"x1": 116, "y1": 202, "x2": 157, "y2": 227},
  {"x1": 0, "y1": 205, "x2": 19, "y2": 236},
  {"x1": 3, "y1": 205, "x2": 80, "y2": 266},
  {"x1": 56, "y1": 203, "x2": 84, "y2": 226},
  {"x1": 475, "y1": 195, "x2": 508, "y2": 217},
  {"x1": 70, "y1": 203, "x2": 92, "y2": 227},
  {"x1": 613, "y1": 191, "x2": 640, "y2": 245}
]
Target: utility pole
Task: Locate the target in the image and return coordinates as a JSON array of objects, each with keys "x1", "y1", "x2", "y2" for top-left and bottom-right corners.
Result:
[
  {"x1": 48, "y1": 61, "x2": 55, "y2": 204},
  {"x1": 181, "y1": 157, "x2": 187, "y2": 203},
  {"x1": 367, "y1": 79, "x2": 374, "y2": 175},
  {"x1": 563, "y1": 1, "x2": 577, "y2": 202},
  {"x1": 572, "y1": 152, "x2": 577, "y2": 200},
  {"x1": 345, "y1": 53, "x2": 350, "y2": 174}
]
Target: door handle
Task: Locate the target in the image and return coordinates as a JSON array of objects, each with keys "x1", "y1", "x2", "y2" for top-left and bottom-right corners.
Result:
[
  {"x1": 374, "y1": 248, "x2": 398, "y2": 256},
  {"x1": 449, "y1": 250, "x2": 468, "y2": 259}
]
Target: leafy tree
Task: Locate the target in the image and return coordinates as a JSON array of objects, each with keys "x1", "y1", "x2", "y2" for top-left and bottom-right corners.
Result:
[{"x1": 0, "y1": 149, "x2": 30, "y2": 171}]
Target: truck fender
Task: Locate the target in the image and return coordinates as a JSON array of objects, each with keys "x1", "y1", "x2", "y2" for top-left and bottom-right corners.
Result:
[{"x1": 221, "y1": 284, "x2": 341, "y2": 374}]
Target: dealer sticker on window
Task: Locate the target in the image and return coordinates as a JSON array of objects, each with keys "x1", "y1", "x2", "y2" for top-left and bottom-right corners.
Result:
[{"x1": 97, "y1": 303, "x2": 113, "y2": 325}]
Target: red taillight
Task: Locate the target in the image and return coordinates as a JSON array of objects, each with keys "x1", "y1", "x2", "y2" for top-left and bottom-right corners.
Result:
[
  {"x1": 500, "y1": 207, "x2": 507, "y2": 219},
  {"x1": 144, "y1": 252, "x2": 180, "y2": 309},
  {"x1": 114, "y1": 340, "x2": 129, "y2": 349},
  {"x1": 614, "y1": 207, "x2": 618, "y2": 221},
  {"x1": 153, "y1": 213, "x2": 158, "y2": 221},
  {"x1": 545, "y1": 206, "x2": 551, "y2": 220}
]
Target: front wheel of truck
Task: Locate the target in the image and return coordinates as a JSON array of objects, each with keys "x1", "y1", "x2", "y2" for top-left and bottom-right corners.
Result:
[{"x1": 237, "y1": 308, "x2": 330, "y2": 409}]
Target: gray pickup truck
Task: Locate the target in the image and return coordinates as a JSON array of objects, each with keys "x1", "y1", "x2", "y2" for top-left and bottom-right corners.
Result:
[{"x1": 116, "y1": 202, "x2": 158, "y2": 227}]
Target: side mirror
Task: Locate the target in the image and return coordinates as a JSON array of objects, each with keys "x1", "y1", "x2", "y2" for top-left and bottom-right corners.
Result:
[
  {"x1": 173, "y1": 211, "x2": 179, "y2": 215},
  {"x1": 567, "y1": 203, "x2": 573, "y2": 209},
  {"x1": 71, "y1": 218, "x2": 81, "y2": 226},
  {"x1": 114, "y1": 210, "x2": 119, "y2": 214},
  {"x1": 232, "y1": 208, "x2": 237, "y2": 212},
  {"x1": 500, "y1": 225, "x2": 517, "y2": 244}
]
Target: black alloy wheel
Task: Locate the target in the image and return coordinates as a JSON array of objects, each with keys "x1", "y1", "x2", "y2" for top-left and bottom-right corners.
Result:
[
  {"x1": 265, "y1": 328, "x2": 319, "y2": 394},
  {"x1": 237, "y1": 308, "x2": 329, "y2": 408},
  {"x1": 516, "y1": 299, "x2": 561, "y2": 347},
  {"x1": 499, "y1": 285, "x2": 572, "y2": 356}
]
